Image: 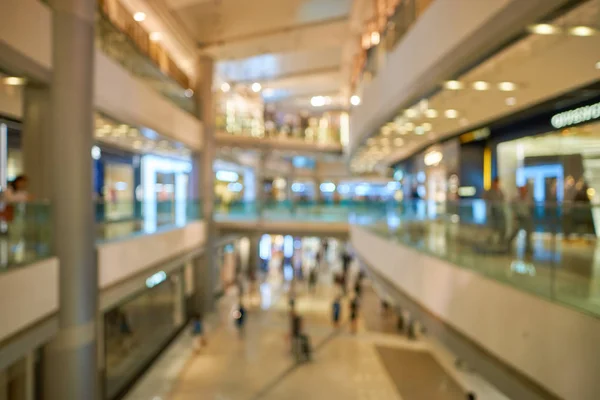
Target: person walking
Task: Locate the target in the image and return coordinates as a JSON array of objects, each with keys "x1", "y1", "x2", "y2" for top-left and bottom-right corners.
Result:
[
  {"x1": 332, "y1": 296, "x2": 342, "y2": 328},
  {"x1": 483, "y1": 177, "x2": 506, "y2": 245},
  {"x1": 349, "y1": 295, "x2": 360, "y2": 334},
  {"x1": 308, "y1": 267, "x2": 318, "y2": 293},
  {"x1": 509, "y1": 186, "x2": 533, "y2": 253},
  {"x1": 234, "y1": 302, "x2": 246, "y2": 338},
  {"x1": 191, "y1": 313, "x2": 206, "y2": 352}
]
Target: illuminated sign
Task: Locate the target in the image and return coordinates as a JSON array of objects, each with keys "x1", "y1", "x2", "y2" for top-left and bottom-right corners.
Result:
[
  {"x1": 459, "y1": 127, "x2": 490, "y2": 143},
  {"x1": 216, "y1": 170, "x2": 239, "y2": 182},
  {"x1": 550, "y1": 101, "x2": 600, "y2": 129},
  {"x1": 458, "y1": 186, "x2": 476, "y2": 197},
  {"x1": 146, "y1": 271, "x2": 167, "y2": 288},
  {"x1": 424, "y1": 150, "x2": 443, "y2": 166}
]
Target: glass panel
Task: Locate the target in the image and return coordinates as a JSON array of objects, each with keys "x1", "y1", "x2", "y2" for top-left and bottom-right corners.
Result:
[
  {"x1": 0, "y1": 202, "x2": 52, "y2": 269},
  {"x1": 96, "y1": 199, "x2": 202, "y2": 242},
  {"x1": 359, "y1": 199, "x2": 600, "y2": 318},
  {"x1": 104, "y1": 271, "x2": 184, "y2": 399}
]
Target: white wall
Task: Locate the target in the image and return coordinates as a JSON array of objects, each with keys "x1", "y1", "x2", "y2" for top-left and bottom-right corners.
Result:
[
  {"x1": 0, "y1": 258, "x2": 59, "y2": 342},
  {"x1": 0, "y1": 0, "x2": 203, "y2": 151},
  {"x1": 0, "y1": 0, "x2": 52, "y2": 72},
  {"x1": 351, "y1": 226, "x2": 600, "y2": 400},
  {"x1": 97, "y1": 221, "x2": 206, "y2": 289},
  {"x1": 95, "y1": 52, "x2": 203, "y2": 151},
  {"x1": 349, "y1": 0, "x2": 571, "y2": 154}
]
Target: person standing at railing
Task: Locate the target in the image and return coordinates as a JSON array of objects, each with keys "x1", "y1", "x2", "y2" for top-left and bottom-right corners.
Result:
[
  {"x1": 509, "y1": 186, "x2": 533, "y2": 253},
  {"x1": 483, "y1": 177, "x2": 506, "y2": 245},
  {"x1": 2, "y1": 176, "x2": 30, "y2": 262}
]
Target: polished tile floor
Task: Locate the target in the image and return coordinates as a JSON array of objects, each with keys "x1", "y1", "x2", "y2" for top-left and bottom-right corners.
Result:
[{"x1": 126, "y1": 258, "x2": 509, "y2": 400}]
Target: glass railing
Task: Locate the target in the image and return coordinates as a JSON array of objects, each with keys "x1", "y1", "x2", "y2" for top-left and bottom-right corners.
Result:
[
  {"x1": 0, "y1": 202, "x2": 52, "y2": 269},
  {"x1": 96, "y1": 0, "x2": 195, "y2": 114},
  {"x1": 214, "y1": 199, "x2": 388, "y2": 222},
  {"x1": 354, "y1": 0, "x2": 435, "y2": 87},
  {"x1": 215, "y1": 116, "x2": 342, "y2": 147},
  {"x1": 96, "y1": 199, "x2": 203, "y2": 242},
  {"x1": 357, "y1": 199, "x2": 600, "y2": 318}
]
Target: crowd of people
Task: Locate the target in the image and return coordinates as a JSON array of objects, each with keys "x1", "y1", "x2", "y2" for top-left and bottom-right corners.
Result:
[{"x1": 482, "y1": 175, "x2": 594, "y2": 252}]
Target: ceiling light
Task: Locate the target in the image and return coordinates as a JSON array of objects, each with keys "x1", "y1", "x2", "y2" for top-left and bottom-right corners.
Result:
[
  {"x1": 415, "y1": 126, "x2": 425, "y2": 135},
  {"x1": 425, "y1": 109, "x2": 438, "y2": 118},
  {"x1": 184, "y1": 88, "x2": 194, "y2": 98},
  {"x1": 473, "y1": 81, "x2": 490, "y2": 91},
  {"x1": 133, "y1": 12, "x2": 146, "y2": 22},
  {"x1": 221, "y1": 82, "x2": 231, "y2": 92},
  {"x1": 569, "y1": 26, "x2": 596, "y2": 37},
  {"x1": 444, "y1": 80, "x2": 463, "y2": 90},
  {"x1": 506, "y1": 97, "x2": 517, "y2": 106},
  {"x1": 381, "y1": 126, "x2": 391, "y2": 136},
  {"x1": 596, "y1": 61, "x2": 600, "y2": 70},
  {"x1": 149, "y1": 32, "x2": 162, "y2": 42},
  {"x1": 2, "y1": 77, "x2": 26, "y2": 85},
  {"x1": 251, "y1": 82, "x2": 262, "y2": 92},
  {"x1": 498, "y1": 81, "x2": 517, "y2": 91},
  {"x1": 311, "y1": 96, "x2": 326, "y2": 107},
  {"x1": 404, "y1": 109, "x2": 418, "y2": 118},
  {"x1": 404, "y1": 122, "x2": 415, "y2": 131},
  {"x1": 445, "y1": 109, "x2": 459, "y2": 119},
  {"x1": 422, "y1": 122, "x2": 432, "y2": 132},
  {"x1": 350, "y1": 95, "x2": 361, "y2": 106},
  {"x1": 394, "y1": 138, "x2": 404, "y2": 146},
  {"x1": 370, "y1": 31, "x2": 380, "y2": 46},
  {"x1": 529, "y1": 24, "x2": 559, "y2": 35}
]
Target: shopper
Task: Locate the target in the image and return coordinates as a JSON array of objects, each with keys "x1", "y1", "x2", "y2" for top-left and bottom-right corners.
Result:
[
  {"x1": 349, "y1": 295, "x2": 360, "y2": 334},
  {"x1": 234, "y1": 302, "x2": 246, "y2": 338},
  {"x1": 191, "y1": 313, "x2": 206, "y2": 352},
  {"x1": 4, "y1": 175, "x2": 29, "y2": 203},
  {"x1": 509, "y1": 186, "x2": 533, "y2": 252},
  {"x1": 332, "y1": 296, "x2": 341, "y2": 327},
  {"x1": 483, "y1": 177, "x2": 506, "y2": 244},
  {"x1": 308, "y1": 267, "x2": 318, "y2": 293}
]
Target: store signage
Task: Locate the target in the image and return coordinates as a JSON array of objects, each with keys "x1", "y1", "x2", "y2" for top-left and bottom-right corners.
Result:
[
  {"x1": 550, "y1": 101, "x2": 600, "y2": 129},
  {"x1": 459, "y1": 127, "x2": 490, "y2": 143},
  {"x1": 424, "y1": 150, "x2": 443, "y2": 166},
  {"x1": 146, "y1": 271, "x2": 167, "y2": 288}
]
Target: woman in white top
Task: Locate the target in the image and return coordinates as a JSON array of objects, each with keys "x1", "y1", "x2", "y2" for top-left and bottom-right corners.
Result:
[{"x1": 4, "y1": 175, "x2": 29, "y2": 203}]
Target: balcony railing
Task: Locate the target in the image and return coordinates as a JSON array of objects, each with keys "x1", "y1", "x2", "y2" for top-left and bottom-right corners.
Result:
[{"x1": 96, "y1": 0, "x2": 195, "y2": 114}]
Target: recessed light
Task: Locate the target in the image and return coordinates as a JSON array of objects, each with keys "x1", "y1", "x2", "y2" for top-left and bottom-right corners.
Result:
[
  {"x1": 350, "y1": 95, "x2": 361, "y2": 106},
  {"x1": 529, "y1": 24, "x2": 559, "y2": 35},
  {"x1": 415, "y1": 126, "x2": 425, "y2": 135},
  {"x1": 506, "y1": 97, "x2": 517, "y2": 106},
  {"x1": 381, "y1": 126, "x2": 391, "y2": 136},
  {"x1": 149, "y1": 32, "x2": 162, "y2": 42},
  {"x1": 425, "y1": 109, "x2": 438, "y2": 118},
  {"x1": 311, "y1": 96, "x2": 325, "y2": 107},
  {"x1": 445, "y1": 109, "x2": 459, "y2": 119},
  {"x1": 422, "y1": 122, "x2": 432, "y2": 132},
  {"x1": 133, "y1": 12, "x2": 146, "y2": 22},
  {"x1": 498, "y1": 82, "x2": 517, "y2": 91},
  {"x1": 404, "y1": 122, "x2": 415, "y2": 131},
  {"x1": 221, "y1": 82, "x2": 231, "y2": 92},
  {"x1": 444, "y1": 80, "x2": 463, "y2": 90},
  {"x1": 184, "y1": 88, "x2": 194, "y2": 98},
  {"x1": 2, "y1": 77, "x2": 26, "y2": 85},
  {"x1": 473, "y1": 81, "x2": 490, "y2": 91},
  {"x1": 404, "y1": 109, "x2": 418, "y2": 118},
  {"x1": 596, "y1": 61, "x2": 600, "y2": 70},
  {"x1": 251, "y1": 82, "x2": 262, "y2": 92},
  {"x1": 569, "y1": 26, "x2": 596, "y2": 37}
]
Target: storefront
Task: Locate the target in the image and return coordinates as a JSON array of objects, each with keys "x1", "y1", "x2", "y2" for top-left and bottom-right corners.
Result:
[{"x1": 103, "y1": 267, "x2": 187, "y2": 399}]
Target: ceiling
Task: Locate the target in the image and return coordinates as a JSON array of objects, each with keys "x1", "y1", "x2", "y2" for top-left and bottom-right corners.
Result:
[
  {"x1": 351, "y1": 0, "x2": 600, "y2": 173},
  {"x1": 163, "y1": 0, "x2": 373, "y2": 110}
]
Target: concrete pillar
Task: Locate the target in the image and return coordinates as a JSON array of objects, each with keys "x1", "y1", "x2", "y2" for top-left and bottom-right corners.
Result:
[
  {"x1": 256, "y1": 153, "x2": 266, "y2": 217},
  {"x1": 22, "y1": 86, "x2": 52, "y2": 200},
  {"x1": 44, "y1": 0, "x2": 98, "y2": 399},
  {"x1": 194, "y1": 55, "x2": 216, "y2": 314},
  {"x1": 248, "y1": 234, "x2": 260, "y2": 280}
]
